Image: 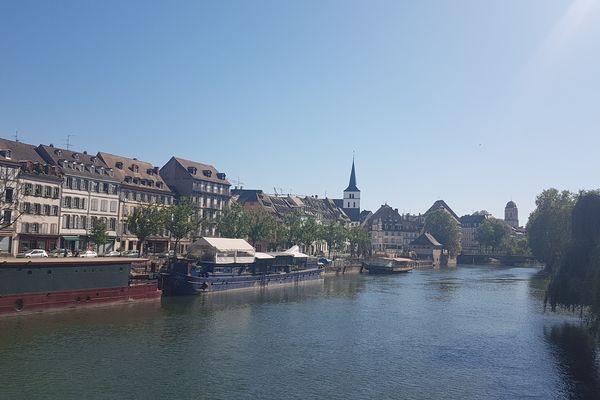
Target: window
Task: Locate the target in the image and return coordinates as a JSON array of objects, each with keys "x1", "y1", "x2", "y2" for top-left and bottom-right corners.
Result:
[
  {"x1": 62, "y1": 215, "x2": 70, "y2": 229},
  {"x1": 44, "y1": 186, "x2": 51, "y2": 197},
  {"x1": 100, "y1": 200, "x2": 107, "y2": 212},
  {"x1": 2, "y1": 210, "x2": 12, "y2": 225},
  {"x1": 22, "y1": 202, "x2": 31, "y2": 214},
  {"x1": 43, "y1": 204, "x2": 51, "y2": 216},
  {"x1": 52, "y1": 206, "x2": 59, "y2": 216},
  {"x1": 40, "y1": 223, "x2": 48, "y2": 234},
  {"x1": 31, "y1": 223, "x2": 39, "y2": 233},
  {"x1": 109, "y1": 218, "x2": 116, "y2": 231},
  {"x1": 24, "y1": 183, "x2": 33, "y2": 195},
  {"x1": 63, "y1": 197, "x2": 71, "y2": 208},
  {"x1": 74, "y1": 179, "x2": 81, "y2": 190},
  {"x1": 123, "y1": 205, "x2": 129, "y2": 216},
  {"x1": 109, "y1": 201, "x2": 117, "y2": 213},
  {"x1": 81, "y1": 198, "x2": 86, "y2": 210},
  {"x1": 91, "y1": 198, "x2": 98, "y2": 211},
  {"x1": 50, "y1": 223, "x2": 58, "y2": 234},
  {"x1": 4, "y1": 188, "x2": 13, "y2": 203},
  {"x1": 66, "y1": 177, "x2": 73, "y2": 189},
  {"x1": 82, "y1": 180, "x2": 89, "y2": 191},
  {"x1": 81, "y1": 216, "x2": 87, "y2": 229},
  {"x1": 52, "y1": 187, "x2": 59, "y2": 198},
  {"x1": 34, "y1": 184, "x2": 42, "y2": 196},
  {"x1": 74, "y1": 197, "x2": 80, "y2": 209}
]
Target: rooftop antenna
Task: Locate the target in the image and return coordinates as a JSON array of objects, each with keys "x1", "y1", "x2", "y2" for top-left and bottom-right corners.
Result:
[
  {"x1": 65, "y1": 134, "x2": 75, "y2": 150},
  {"x1": 14, "y1": 130, "x2": 19, "y2": 142},
  {"x1": 231, "y1": 176, "x2": 244, "y2": 190}
]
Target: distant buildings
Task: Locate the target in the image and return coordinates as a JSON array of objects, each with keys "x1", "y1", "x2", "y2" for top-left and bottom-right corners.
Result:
[
  {"x1": 362, "y1": 204, "x2": 423, "y2": 253},
  {"x1": 333, "y1": 158, "x2": 361, "y2": 225},
  {"x1": 504, "y1": 201, "x2": 519, "y2": 228},
  {"x1": 459, "y1": 214, "x2": 488, "y2": 254}
]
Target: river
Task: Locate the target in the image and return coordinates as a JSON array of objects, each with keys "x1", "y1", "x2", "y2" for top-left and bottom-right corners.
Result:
[{"x1": 1, "y1": 265, "x2": 599, "y2": 399}]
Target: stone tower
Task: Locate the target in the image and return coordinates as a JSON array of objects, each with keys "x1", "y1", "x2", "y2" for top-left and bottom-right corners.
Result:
[
  {"x1": 504, "y1": 201, "x2": 519, "y2": 228},
  {"x1": 342, "y1": 158, "x2": 360, "y2": 222}
]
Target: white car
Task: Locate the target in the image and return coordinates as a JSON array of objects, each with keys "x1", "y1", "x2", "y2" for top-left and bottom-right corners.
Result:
[
  {"x1": 79, "y1": 250, "x2": 98, "y2": 258},
  {"x1": 104, "y1": 250, "x2": 121, "y2": 257},
  {"x1": 20, "y1": 249, "x2": 49, "y2": 258}
]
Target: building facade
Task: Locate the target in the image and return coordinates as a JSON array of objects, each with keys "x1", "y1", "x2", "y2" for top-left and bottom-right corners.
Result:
[
  {"x1": 0, "y1": 139, "x2": 63, "y2": 255},
  {"x1": 363, "y1": 204, "x2": 423, "y2": 253},
  {"x1": 459, "y1": 214, "x2": 488, "y2": 254},
  {"x1": 97, "y1": 152, "x2": 175, "y2": 253},
  {"x1": 160, "y1": 156, "x2": 231, "y2": 242},
  {"x1": 37, "y1": 145, "x2": 120, "y2": 253}
]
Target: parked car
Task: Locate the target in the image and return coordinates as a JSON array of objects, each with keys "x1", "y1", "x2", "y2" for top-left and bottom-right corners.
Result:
[
  {"x1": 317, "y1": 257, "x2": 333, "y2": 266},
  {"x1": 17, "y1": 249, "x2": 49, "y2": 258},
  {"x1": 48, "y1": 249, "x2": 73, "y2": 258},
  {"x1": 121, "y1": 250, "x2": 140, "y2": 257},
  {"x1": 79, "y1": 250, "x2": 98, "y2": 258},
  {"x1": 104, "y1": 250, "x2": 121, "y2": 257},
  {"x1": 159, "y1": 250, "x2": 175, "y2": 259}
]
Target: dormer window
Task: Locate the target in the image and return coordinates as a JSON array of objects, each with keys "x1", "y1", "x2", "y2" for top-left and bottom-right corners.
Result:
[
  {"x1": 132, "y1": 164, "x2": 139, "y2": 173},
  {"x1": 217, "y1": 172, "x2": 226, "y2": 180},
  {"x1": 147, "y1": 168, "x2": 154, "y2": 175},
  {"x1": 90, "y1": 156, "x2": 97, "y2": 163},
  {"x1": 0, "y1": 149, "x2": 11, "y2": 159},
  {"x1": 72, "y1": 153, "x2": 79, "y2": 160},
  {"x1": 124, "y1": 176, "x2": 132, "y2": 183},
  {"x1": 116, "y1": 162, "x2": 123, "y2": 169},
  {"x1": 203, "y1": 170, "x2": 212, "y2": 177},
  {"x1": 187, "y1": 167, "x2": 197, "y2": 175},
  {"x1": 89, "y1": 165, "x2": 95, "y2": 173},
  {"x1": 133, "y1": 178, "x2": 140, "y2": 184},
  {"x1": 156, "y1": 182, "x2": 163, "y2": 188},
  {"x1": 55, "y1": 150, "x2": 62, "y2": 156}
]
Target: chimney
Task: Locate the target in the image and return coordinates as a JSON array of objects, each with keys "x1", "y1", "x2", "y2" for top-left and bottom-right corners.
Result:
[{"x1": 153, "y1": 166, "x2": 159, "y2": 174}]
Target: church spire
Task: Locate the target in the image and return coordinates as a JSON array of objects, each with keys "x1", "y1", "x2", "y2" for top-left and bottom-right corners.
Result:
[{"x1": 344, "y1": 156, "x2": 359, "y2": 192}]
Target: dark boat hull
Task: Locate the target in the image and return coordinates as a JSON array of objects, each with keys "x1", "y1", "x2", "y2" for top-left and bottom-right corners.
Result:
[
  {"x1": 160, "y1": 268, "x2": 323, "y2": 296},
  {"x1": 0, "y1": 259, "x2": 161, "y2": 316},
  {"x1": 363, "y1": 265, "x2": 414, "y2": 274}
]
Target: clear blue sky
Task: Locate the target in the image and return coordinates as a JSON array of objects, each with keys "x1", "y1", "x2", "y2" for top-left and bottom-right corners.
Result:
[{"x1": 1, "y1": 0, "x2": 599, "y2": 223}]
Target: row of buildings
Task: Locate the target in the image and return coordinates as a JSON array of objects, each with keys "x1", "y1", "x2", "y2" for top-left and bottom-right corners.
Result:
[{"x1": 0, "y1": 137, "x2": 231, "y2": 256}]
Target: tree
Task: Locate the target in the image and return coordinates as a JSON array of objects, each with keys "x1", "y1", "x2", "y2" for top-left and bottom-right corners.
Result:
[
  {"x1": 424, "y1": 209, "x2": 462, "y2": 257},
  {"x1": 299, "y1": 217, "x2": 321, "y2": 255},
  {"x1": 165, "y1": 198, "x2": 203, "y2": 257},
  {"x1": 246, "y1": 209, "x2": 278, "y2": 247},
  {"x1": 89, "y1": 220, "x2": 109, "y2": 252},
  {"x1": 527, "y1": 189, "x2": 576, "y2": 271},
  {"x1": 546, "y1": 192, "x2": 600, "y2": 321},
  {"x1": 472, "y1": 210, "x2": 491, "y2": 216},
  {"x1": 321, "y1": 223, "x2": 348, "y2": 257},
  {"x1": 0, "y1": 163, "x2": 23, "y2": 229},
  {"x1": 127, "y1": 203, "x2": 165, "y2": 257},
  {"x1": 348, "y1": 225, "x2": 371, "y2": 259},
  {"x1": 475, "y1": 218, "x2": 511, "y2": 253},
  {"x1": 217, "y1": 202, "x2": 250, "y2": 238}
]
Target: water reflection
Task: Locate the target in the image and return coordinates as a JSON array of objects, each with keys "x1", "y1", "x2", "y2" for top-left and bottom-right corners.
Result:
[{"x1": 545, "y1": 323, "x2": 600, "y2": 400}]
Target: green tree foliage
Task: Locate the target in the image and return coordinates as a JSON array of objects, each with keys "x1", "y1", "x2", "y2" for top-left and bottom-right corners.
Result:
[
  {"x1": 501, "y1": 236, "x2": 531, "y2": 256},
  {"x1": 216, "y1": 202, "x2": 250, "y2": 238},
  {"x1": 475, "y1": 218, "x2": 511, "y2": 252},
  {"x1": 127, "y1": 203, "x2": 165, "y2": 256},
  {"x1": 545, "y1": 192, "x2": 600, "y2": 331},
  {"x1": 348, "y1": 226, "x2": 371, "y2": 259},
  {"x1": 165, "y1": 197, "x2": 202, "y2": 257},
  {"x1": 299, "y1": 217, "x2": 321, "y2": 254},
  {"x1": 472, "y1": 210, "x2": 491, "y2": 216},
  {"x1": 246, "y1": 209, "x2": 278, "y2": 247},
  {"x1": 424, "y1": 209, "x2": 462, "y2": 257},
  {"x1": 321, "y1": 223, "x2": 348, "y2": 257},
  {"x1": 89, "y1": 220, "x2": 109, "y2": 251},
  {"x1": 527, "y1": 189, "x2": 576, "y2": 271}
]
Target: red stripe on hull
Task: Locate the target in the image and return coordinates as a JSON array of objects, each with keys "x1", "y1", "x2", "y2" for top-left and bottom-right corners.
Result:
[{"x1": 0, "y1": 283, "x2": 161, "y2": 316}]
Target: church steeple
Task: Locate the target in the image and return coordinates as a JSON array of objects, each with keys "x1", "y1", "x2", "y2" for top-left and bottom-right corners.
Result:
[{"x1": 345, "y1": 157, "x2": 359, "y2": 192}]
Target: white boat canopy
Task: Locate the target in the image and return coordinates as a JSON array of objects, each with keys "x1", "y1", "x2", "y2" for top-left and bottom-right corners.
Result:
[
  {"x1": 254, "y1": 252, "x2": 275, "y2": 260},
  {"x1": 187, "y1": 237, "x2": 255, "y2": 255},
  {"x1": 269, "y1": 245, "x2": 309, "y2": 259}
]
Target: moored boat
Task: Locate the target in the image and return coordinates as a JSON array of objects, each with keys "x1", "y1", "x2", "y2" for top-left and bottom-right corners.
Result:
[
  {"x1": 159, "y1": 238, "x2": 323, "y2": 296},
  {"x1": 363, "y1": 257, "x2": 415, "y2": 274},
  {"x1": 0, "y1": 258, "x2": 161, "y2": 316}
]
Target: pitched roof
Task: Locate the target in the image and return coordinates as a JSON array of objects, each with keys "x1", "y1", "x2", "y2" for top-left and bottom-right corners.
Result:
[
  {"x1": 0, "y1": 138, "x2": 46, "y2": 164},
  {"x1": 344, "y1": 159, "x2": 359, "y2": 192},
  {"x1": 97, "y1": 152, "x2": 171, "y2": 193},
  {"x1": 171, "y1": 156, "x2": 230, "y2": 185},
  {"x1": 459, "y1": 214, "x2": 487, "y2": 225},
  {"x1": 37, "y1": 144, "x2": 119, "y2": 182},
  {"x1": 410, "y1": 232, "x2": 443, "y2": 247},
  {"x1": 190, "y1": 237, "x2": 255, "y2": 252},
  {"x1": 425, "y1": 200, "x2": 459, "y2": 220}
]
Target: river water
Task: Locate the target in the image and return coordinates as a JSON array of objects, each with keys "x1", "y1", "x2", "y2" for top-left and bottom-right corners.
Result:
[{"x1": 1, "y1": 265, "x2": 599, "y2": 400}]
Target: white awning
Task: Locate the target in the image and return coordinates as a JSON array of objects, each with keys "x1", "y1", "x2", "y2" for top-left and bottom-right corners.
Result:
[
  {"x1": 254, "y1": 252, "x2": 275, "y2": 260},
  {"x1": 188, "y1": 237, "x2": 255, "y2": 253}
]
